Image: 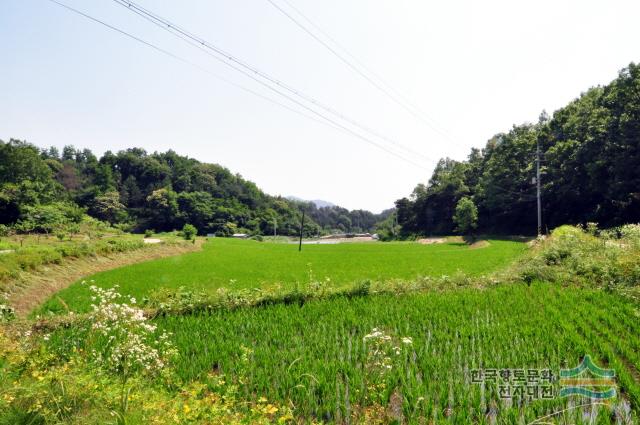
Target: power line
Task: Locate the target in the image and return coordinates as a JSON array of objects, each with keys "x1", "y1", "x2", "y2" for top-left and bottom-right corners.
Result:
[
  {"x1": 42, "y1": 0, "x2": 341, "y2": 133},
  {"x1": 45, "y1": 0, "x2": 535, "y2": 202},
  {"x1": 111, "y1": 0, "x2": 434, "y2": 163},
  {"x1": 44, "y1": 0, "x2": 428, "y2": 170},
  {"x1": 265, "y1": 0, "x2": 463, "y2": 149}
]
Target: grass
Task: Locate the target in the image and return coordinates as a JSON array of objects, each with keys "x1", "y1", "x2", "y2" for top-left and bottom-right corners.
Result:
[
  {"x1": 39, "y1": 238, "x2": 526, "y2": 314},
  {"x1": 0, "y1": 234, "x2": 146, "y2": 287},
  {"x1": 46, "y1": 282, "x2": 640, "y2": 423}
]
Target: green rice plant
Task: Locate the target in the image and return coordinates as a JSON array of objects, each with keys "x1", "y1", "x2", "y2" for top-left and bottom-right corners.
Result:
[
  {"x1": 74, "y1": 283, "x2": 630, "y2": 423},
  {"x1": 40, "y1": 238, "x2": 527, "y2": 314}
]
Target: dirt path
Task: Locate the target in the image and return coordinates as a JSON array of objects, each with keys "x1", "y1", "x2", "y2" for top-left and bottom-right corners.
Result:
[
  {"x1": 7, "y1": 241, "x2": 202, "y2": 318},
  {"x1": 417, "y1": 238, "x2": 445, "y2": 245}
]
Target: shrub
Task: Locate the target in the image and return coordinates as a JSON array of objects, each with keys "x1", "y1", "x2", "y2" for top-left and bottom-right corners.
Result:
[
  {"x1": 182, "y1": 224, "x2": 197, "y2": 240},
  {"x1": 0, "y1": 224, "x2": 11, "y2": 238},
  {"x1": 144, "y1": 229, "x2": 154, "y2": 238},
  {"x1": 512, "y1": 224, "x2": 640, "y2": 291}
]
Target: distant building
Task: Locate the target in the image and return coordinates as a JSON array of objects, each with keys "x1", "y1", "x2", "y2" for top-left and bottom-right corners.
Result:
[{"x1": 232, "y1": 233, "x2": 249, "y2": 239}]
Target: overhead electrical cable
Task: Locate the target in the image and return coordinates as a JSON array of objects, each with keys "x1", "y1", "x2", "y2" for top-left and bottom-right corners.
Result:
[
  {"x1": 43, "y1": 0, "x2": 342, "y2": 131},
  {"x1": 45, "y1": 0, "x2": 535, "y2": 200},
  {"x1": 45, "y1": 0, "x2": 429, "y2": 170},
  {"x1": 265, "y1": 0, "x2": 463, "y2": 149},
  {"x1": 110, "y1": 0, "x2": 434, "y2": 163}
]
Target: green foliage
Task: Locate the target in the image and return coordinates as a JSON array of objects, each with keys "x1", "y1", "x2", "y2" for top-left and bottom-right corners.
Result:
[
  {"x1": 182, "y1": 223, "x2": 197, "y2": 240},
  {"x1": 39, "y1": 238, "x2": 525, "y2": 314},
  {"x1": 398, "y1": 62, "x2": 640, "y2": 235},
  {"x1": 89, "y1": 191, "x2": 127, "y2": 224},
  {"x1": 453, "y1": 196, "x2": 478, "y2": 235},
  {"x1": 295, "y1": 201, "x2": 392, "y2": 234},
  {"x1": 128, "y1": 285, "x2": 640, "y2": 422},
  {"x1": 510, "y1": 224, "x2": 640, "y2": 293},
  {"x1": 0, "y1": 224, "x2": 10, "y2": 238},
  {"x1": 19, "y1": 202, "x2": 84, "y2": 234},
  {"x1": 0, "y1": 142, "x2": 343, "y2": 237},
  {"x1": 0, "y1": 305, "x2": 291, "y2": 424},
  {"x1": 0, "y1": 234, "x2": 146, "y2": 286}
]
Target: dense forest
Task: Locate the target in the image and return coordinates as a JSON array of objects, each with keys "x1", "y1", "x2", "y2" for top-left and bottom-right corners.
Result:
[
  {"x1": 301, "y1": 203, "x2": 393, "y2": 234},
  {"x1": 396, "y1": 62, "x2": 640, "y2": 236},
  {"x1": 0, "y1": 142, "x2": 384, "y2": 236}
]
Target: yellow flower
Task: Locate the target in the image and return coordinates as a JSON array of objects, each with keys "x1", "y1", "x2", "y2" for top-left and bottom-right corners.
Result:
[
  {"x1": 258, "y1": 396, "x2": 267, "y2": 403},
  {"x1": 265, "y1": 404, "x2": 278, "y2": 415},
  {"x1": 183, "y1": 404, "x2": 191, "y2": 414}
]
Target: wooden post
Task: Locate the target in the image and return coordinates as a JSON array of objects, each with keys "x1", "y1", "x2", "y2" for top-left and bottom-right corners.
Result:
[{"x1": 298, "y1": 210, "x2": 305, "y2": 252}]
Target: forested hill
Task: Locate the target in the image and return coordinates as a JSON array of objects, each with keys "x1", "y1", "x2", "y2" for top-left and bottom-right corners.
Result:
[
  {"x1": 396, "y1": 62, "x2": 640, "y2": 236},
  {"x1": 0, "y1": 143, "x2": 383, "y2": 236}
]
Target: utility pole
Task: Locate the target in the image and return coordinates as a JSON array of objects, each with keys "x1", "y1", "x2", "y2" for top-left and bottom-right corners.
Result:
[
  {"x1": 298, "y1": 210, "x2": 305, "y2": 252},
  {"x1": 536, "y1": 137, "x2": 542, "y2": 236},
  {"x1": 273, "y1": 217, "x2": 277, "y2": 238}
]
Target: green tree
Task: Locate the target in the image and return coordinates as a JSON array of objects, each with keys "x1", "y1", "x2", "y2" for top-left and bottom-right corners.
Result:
[
  {"x1": 453, "y1": 197, "x2": 478, "y2": 237},
  {"x1": 182, "y1": 223, "x2": 197, "y2": 240},
  {"x1": 144, "y1": 188, "x2": 179, "y2": 231},
  {"x1": 90, "y1": 192, "x2": 127, "y2": 224}
]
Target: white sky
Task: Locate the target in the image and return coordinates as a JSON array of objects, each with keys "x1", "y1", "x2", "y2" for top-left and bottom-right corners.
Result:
[{"x1": 1, "y1": 0, "x2": 639, "y2": 212}]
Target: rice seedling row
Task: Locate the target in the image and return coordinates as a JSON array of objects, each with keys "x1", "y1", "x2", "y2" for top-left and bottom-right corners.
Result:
[{"x1": 134, "y1": 283, "x2": 639, "y2": 423}]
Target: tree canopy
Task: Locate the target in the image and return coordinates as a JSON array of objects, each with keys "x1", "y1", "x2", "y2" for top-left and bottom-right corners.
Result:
[
  {"x1": 396, "y1": 63, "x2": 640, "y2": 236},
  {"x1": 0, "y1": 140, "x2": 387, "y2": 237}
]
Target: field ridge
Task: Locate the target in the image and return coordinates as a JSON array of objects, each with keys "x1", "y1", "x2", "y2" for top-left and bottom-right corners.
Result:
[{"x1": 8, "y1": 240, "x2": 202, "y2": 317}]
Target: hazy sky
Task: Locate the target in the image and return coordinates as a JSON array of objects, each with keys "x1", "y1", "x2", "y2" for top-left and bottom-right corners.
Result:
[{"x1": 2, "y1": 0, "x2": 639, "y2": 212}]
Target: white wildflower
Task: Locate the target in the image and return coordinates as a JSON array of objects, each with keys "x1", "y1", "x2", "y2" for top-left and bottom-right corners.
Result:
[{"x1": 87, "y1": 285, "x2": 176, "y2": 379}]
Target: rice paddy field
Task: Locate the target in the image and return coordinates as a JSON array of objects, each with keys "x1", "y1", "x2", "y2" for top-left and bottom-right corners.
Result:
[
  {"x1": 154, "y1": 283, "x2": 640, "y2": 423},
  {"x1": 39, "y1": 238, "x2": 526, "y2": 314},
  {"x1": 46, "y1": 282, "x2": 640, "y2": 423},
  {"x1": 33, "y1": 236, "x2": 640, "y2": 423}
]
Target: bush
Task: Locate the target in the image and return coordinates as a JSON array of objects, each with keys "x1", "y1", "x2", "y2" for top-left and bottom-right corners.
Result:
[
  {"x1": 512, "y1": 224, "x2": 640, "y2": 290},
  {"x1": 0, "y1": 224, "x2": 11, "y2": 238},
  {"x1": 182, "y1": 224, "x2": 197, "y2": 240},
  {"x1": 144, "y1": 229, "x2": 154, "y2": 238}
]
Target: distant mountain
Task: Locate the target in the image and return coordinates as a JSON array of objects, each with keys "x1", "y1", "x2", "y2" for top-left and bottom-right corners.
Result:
[
  {"x1": 310, "y1": 199, "x2": 336, "y2": 208},
  {"x1": 287, "y1": 196, "x2": 335, "y2": 209}
]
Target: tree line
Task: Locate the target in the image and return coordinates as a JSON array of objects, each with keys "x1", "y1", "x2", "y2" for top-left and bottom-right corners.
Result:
[
  {"x1": 0, "y1": 142, "x2": 385, "y2": 237},
  {"x1": 396, "y1": 62, "x2": 640, "y2": 236}
]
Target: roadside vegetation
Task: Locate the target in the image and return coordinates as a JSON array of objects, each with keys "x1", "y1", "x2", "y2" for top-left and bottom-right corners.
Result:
[{"x1": 0, "y1": 218, "x2": 143, "y2": 288}]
